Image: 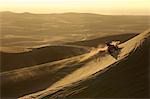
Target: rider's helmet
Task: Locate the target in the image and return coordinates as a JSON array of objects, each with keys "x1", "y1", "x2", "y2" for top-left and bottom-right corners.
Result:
[{"x1": 110, "y1": 40, "x2": 120, "y2": 46}]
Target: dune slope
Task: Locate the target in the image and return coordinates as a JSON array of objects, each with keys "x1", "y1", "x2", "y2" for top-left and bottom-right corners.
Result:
[
  {"x1": 46, "y1": 35, "x2": 150, "y2": 98},
  {"x1": 19, "y1": 30, "x2": 149, "y2": 99},
  {"x1": 0, "y1": 30, "x2": 149, "y2": 99}
]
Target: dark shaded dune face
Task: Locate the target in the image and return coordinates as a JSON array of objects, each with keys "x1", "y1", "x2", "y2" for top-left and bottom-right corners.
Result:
[
  {"x1": 0, "y1": 46, "x2": 87, "y2": 72},
  {"x1": 47, "y1": 37, "x2": 150, "y2": 98}
]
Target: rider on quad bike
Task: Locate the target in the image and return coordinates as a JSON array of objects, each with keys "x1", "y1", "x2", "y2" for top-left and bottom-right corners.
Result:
[{"x1": 106, "y1": 41, "x2": 120, "y2": 55}]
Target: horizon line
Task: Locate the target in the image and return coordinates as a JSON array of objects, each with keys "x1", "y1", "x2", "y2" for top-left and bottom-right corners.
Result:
[{"x1": 1, "y1": 11, "x2": 150, "y2": 16}]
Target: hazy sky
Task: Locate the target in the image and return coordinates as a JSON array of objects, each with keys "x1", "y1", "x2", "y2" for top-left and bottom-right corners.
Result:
[{"x1": 0, "y1": 0, "x2": 150, "y2": 15}]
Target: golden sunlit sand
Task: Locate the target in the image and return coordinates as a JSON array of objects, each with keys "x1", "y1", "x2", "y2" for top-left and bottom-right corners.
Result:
[{"x1": 0, "y1": 0, "x2": 150, "y2": 98}]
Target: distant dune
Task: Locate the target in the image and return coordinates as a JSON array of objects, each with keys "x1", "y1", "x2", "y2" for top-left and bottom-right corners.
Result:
[
  {"x1": 1, "y1": 33, "x2": 145, "y2": 98},
  {"x1": 1, "y1": 11, "x2": 149, "y2": 49}
]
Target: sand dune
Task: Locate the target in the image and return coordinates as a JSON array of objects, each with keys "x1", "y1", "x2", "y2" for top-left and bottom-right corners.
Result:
[
  {"x1": 49, "y1": 33, "x2": 150, "y2": 98},
  {"x1": 0, "y1": 30, "x2": 149, "y2": 98},
  {"x1": 18, "y1": 30, "x2": 149, "y2": 98},
  {"x1": 1, "y1": 12, "x2": 150, "y2": 99}
]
